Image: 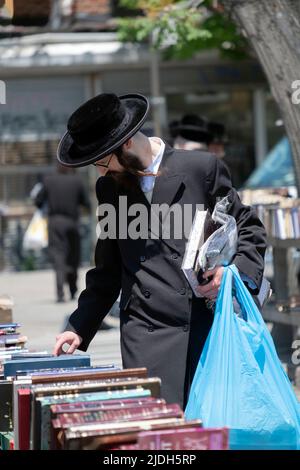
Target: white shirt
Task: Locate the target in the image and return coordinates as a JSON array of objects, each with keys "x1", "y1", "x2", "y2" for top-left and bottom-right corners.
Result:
[{"x1": 140, "y1": 137, "x2": 165, "y2": 202}]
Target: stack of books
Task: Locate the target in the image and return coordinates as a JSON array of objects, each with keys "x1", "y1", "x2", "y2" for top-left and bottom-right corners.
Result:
[
  {"x1": 0, "y1": 355, "x2": 229, "y2": 450},
  {"x1": 251, "y1": 202, "x2": 300, "y2": 240},
  {"x1": 0, "y1": 323, "x2": 27, "y2": 350},
  {"x1": 0, "y1": 353, "x2": 92, "y2": 447},
  {"x1": 240, "y1": 189, "x2": 300, "y2": 240}
]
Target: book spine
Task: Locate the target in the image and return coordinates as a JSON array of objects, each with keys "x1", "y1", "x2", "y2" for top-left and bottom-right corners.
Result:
[
  {"x1": 18, "y1": 389, "x2": 31, "y2": 450},
  {"x1": 13, "y1": 380, "x2": 32, "y2": 450},
  {"x1": 138, "y1": 427, "x2": 229, "y2": 450},
  {"x1": 56, "y1": 403, "x2": 182, "y2": 427},
  {"x1": 39, "y1": 389, "x2": 152, "y2": 450},
  {"x1": 32, "y1": 367, "x2": 147, "y2": 384},
  {"x1": 51, "y1": 397, "x2": 163, "y2": 415},
  {"x1": 4, "y1": 356, "x2": 90, "y2": 378}
]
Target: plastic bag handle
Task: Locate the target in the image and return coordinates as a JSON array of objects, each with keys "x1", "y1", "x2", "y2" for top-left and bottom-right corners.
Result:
[{"x1": 215, "y1": 265, "x2": 264, "y2": 325}]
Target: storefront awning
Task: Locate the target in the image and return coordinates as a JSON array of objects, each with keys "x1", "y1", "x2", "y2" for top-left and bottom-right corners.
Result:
[{"x1": 244, "y1": 137, "x2": 295, "y2": 189}]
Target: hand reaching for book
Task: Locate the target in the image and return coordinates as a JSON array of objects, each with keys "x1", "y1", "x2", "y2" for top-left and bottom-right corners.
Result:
[
  {"x1": 196, "y1": 266, "x2": 224, "y2": 300},
  {"x1": 53, "y1": 331, "x2": 83, "y2": 356}
]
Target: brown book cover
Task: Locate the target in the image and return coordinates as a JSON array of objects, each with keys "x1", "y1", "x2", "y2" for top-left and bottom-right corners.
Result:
[
  {"x1": 32, "y1": 377, "x2": 161, "y2": 402},
  {"x1": 50, "y1": 397, "x2": 165, "y2": 417},
  {"x1": 137, "y1": 427, "x2": 229, "y2": 450},
  {"x1": 31, "y1": 367, "x2": 147, "y2": 384},
  {"x1": 50, "y1": 397, "x2": 165, "y2": 448},
  {"x1": 63, "y1": 419, "x2": 202, "y2": 450},
  {"x1": 54, "y1": 403, "x2": 182, "y2": 428}
]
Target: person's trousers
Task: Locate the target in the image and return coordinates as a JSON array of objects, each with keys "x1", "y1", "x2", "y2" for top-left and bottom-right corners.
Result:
[{"x1": 48, "y1": 215, "x2": 80, "y2": 300}]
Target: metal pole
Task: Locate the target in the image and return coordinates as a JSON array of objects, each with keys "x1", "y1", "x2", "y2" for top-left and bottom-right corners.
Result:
[
  {"x1": 150, "y1": 44, "x2": 162, "y2": 137},
  {"x1": 149, "y1": 34, "x2": 168, "y2": 138},
  {"x1": 49, "y1": 0, "x2": 62, "y2": 29}
]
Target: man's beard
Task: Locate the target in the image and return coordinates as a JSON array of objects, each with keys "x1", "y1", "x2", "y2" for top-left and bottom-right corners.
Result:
[{"x1": 106, "y1": 150, "x2": 146, "y2": 193}]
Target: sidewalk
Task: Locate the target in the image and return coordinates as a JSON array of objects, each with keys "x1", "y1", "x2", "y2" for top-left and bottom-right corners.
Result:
[{"x1": 0, "y1": 268, "x2": 122, "y2": 368}]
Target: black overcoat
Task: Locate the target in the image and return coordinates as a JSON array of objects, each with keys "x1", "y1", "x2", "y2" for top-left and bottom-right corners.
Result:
[{"x1": 66, "y1": 145, "x2": 267, "y2": 408}]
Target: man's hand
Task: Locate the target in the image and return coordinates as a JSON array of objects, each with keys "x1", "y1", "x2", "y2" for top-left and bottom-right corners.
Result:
[
  {"x1": 53, "y1": 331, "x2": 83, "y2": 356},
  {"x1": 197, "y1": 266, "x2": 224, "y2": 300}
]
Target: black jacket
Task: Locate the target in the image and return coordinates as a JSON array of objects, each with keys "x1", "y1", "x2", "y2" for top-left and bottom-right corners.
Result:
[
  {"x1": 66, "y1": 145, "x2": 267, "y2": 407},
  {"x1": 35, "y1": 173, "x2": 90, "y2": 220}
]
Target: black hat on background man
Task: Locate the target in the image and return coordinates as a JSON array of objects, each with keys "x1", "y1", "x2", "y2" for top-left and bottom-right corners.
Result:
[
  {"x1": 57, "y1": 93, "x2": 149, "y2": 167},
  {"x1": 169, "y1": 114, "x2": 213, "y2": 146},
  {"x1": 207, "y1": 121, "x2": 226, "y2": 144}
]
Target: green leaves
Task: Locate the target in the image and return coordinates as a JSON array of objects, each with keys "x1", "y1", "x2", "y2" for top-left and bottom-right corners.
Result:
[{"x1": 116, "y1": 0, "x2": 249, "y2": 60}]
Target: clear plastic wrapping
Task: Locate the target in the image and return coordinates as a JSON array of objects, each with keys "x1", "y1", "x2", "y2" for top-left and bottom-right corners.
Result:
[{"x1": 198, "y1": 196, "x2": 237, "y2": 272}]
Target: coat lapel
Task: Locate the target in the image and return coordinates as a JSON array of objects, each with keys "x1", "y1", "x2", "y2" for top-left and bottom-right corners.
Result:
[
  {"x1": 150, "y1": 144, "x2": 186, "y2": 252},
  {"x1": 151, "y1": 144, "x2": 183, "y2": 208}
]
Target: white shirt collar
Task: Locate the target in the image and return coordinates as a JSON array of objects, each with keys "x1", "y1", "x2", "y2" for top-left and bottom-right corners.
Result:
[{"x1": 140, "y1": 137, "x2": 165, "y2": 193}]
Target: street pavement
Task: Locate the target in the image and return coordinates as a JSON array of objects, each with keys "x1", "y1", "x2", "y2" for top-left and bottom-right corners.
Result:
[{"x1": 0, "y1": 267, "x2": 122, "y2": 368}]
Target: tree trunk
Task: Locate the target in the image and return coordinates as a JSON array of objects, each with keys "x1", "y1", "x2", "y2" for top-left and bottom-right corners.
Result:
[{"x1": 222, "y1": 0, "x2": 300, "y2": 194}]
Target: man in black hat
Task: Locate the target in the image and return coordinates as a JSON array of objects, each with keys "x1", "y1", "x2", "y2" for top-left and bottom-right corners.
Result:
[
  {"x1": 53, "y1": 93, "x2": 266, "y2": 408},
  {"x1": 208, "y1": 121, "x2": 227, "y2": 159},
  {"x1": 170, "y1": 114, "x2": 213, "y2": 151}
]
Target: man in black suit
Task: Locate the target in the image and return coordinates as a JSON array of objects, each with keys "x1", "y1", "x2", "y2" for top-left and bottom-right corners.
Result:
[
  {"x1": 36, "y1": 165, "x2": 90, "y2": 302},
  {"x1": 53, "y1": 93, "x2": 266, "y2": 408}
]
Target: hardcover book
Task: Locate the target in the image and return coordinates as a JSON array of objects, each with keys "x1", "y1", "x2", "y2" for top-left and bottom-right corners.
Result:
[
  {"x1": 0, "y1": 380, "x2": 13, "y2": 431},
  {"x1": 50, "y1": 397, "x2": 165, "y2": 416},
  {"x1": 31, "y1": 387, "x2": 152, "y2": 450},
  {"x1": 29, "y1": 377, "x2": 160, "y2": 450},
  {"x1": 181, "y1": 209, "x2": 209, "y2": 297},
  {"x1": 17, "y1": 388, "x2": 31, "y2": 450},
  {"x1": 3, "y1": 354, "x2": 91, "y2": 378},
  {"x1": 30, "y1": 367, "x2": 147, "y2": 384},
  {"x1": 55, "y1": 403, "x2": 182, "y2": 427},
  {"x1": 52, "y1": 403, "x2": 183, "y2": 450},
  {"x1": 63, "y1": 419, "x2": 202, "y2": 450},
  {"x1": 137, "y1": 426, "x2": 229, "y2": 450},
  {"x1": 16, "y1": 364, "x2": 117, "y2": 377}
]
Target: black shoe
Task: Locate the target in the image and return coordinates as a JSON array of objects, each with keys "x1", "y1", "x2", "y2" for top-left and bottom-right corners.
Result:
[{"x1": 56, "y1": 296, "x2": 65, "y2": 303}]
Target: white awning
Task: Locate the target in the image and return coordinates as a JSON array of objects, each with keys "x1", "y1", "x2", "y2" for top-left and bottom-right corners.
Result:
[{"x1": 0, "y1": 32, "x2": 148, "y2": 70}]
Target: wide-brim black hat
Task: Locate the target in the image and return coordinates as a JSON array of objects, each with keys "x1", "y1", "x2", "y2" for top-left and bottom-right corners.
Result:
[
  {"x1": 57, "y1": 93, "x2": 149, "y2": 167},
  {"x1": 207, "y1": 121, "x2": 226, "y2": 144},
  {"x1": 170, "y1": 114, "x2": 213, "y2": 145}
]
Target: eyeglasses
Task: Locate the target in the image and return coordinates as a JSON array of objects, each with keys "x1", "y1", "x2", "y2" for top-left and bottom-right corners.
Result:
[{"x1": 93, "y1": 154, "x2": 113, "y2": 168}]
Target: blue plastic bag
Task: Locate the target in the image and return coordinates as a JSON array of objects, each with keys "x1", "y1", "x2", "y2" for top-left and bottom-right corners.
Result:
[{"x1": 185, "y1": 265, "x2": 300, "y2": 450}]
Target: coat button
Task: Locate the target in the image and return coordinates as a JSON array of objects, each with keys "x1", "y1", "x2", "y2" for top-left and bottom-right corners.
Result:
[
  {"x1": 183, "y1": 324, "x2": 189, "y2": 332},
  {"x1": 179, "y1": 288, "x2": 186, "y2": 295},
  {"x1": 144, "y1": 290, "x2": 151, "y2": 298},
  {"x1": 140, "y1": 255, "x2": 146, "y2": 262},
  {"x1": 171, "y1": 253, "x2": 178, "y2": 260},
  {"x1": 148, "y1": 325, "x2": 154, "y2": 332}
]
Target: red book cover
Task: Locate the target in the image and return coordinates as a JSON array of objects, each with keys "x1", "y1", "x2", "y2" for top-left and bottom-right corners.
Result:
[
  {"x1": 137, "y1": 427, "x2": 229, "y2": 450},
  {"x1": 50, "y1": 397, "x2": 165, "y2": 416},
  {"x1": 17, "y1": 388, "x2": 31, "y2": 450},
  {"x1": 54, "y1": 403, "x2": 183, "y2": 428}
]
